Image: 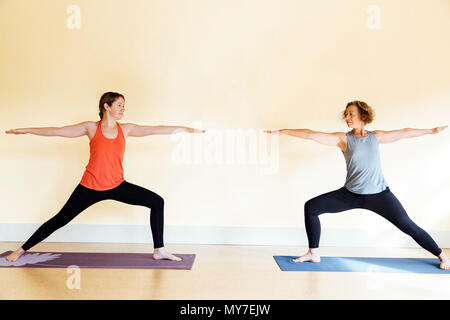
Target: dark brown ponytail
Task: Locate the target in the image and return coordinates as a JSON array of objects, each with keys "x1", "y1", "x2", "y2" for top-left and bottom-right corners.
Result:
[{"x1": 98, "y1": 92, "x2": 125, "y2": 119}]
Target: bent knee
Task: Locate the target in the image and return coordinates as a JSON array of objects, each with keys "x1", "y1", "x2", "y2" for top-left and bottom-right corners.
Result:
[
  {"x1": 304, "y1": 199, "x2": 320, "y2": 216},
  {"x1": 149, "y1": 195, "x2": 164, "y2": 209},
  {"x1": 157, "y1": 196, "x2": 164, "y2": 208}
]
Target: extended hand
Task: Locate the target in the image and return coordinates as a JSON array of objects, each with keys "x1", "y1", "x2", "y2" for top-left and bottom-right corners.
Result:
[
  {"x1": 430, "y1": 125, "x2": 448, "y2": 134},
  {"x1": 264, "y1": 129, "x2": 282, "y2": 134},
  {"x1": 5, "y1": 129, "x2": 27, "y2": 134},
  {"x1": 189, "y1": 128, "x2": 206, "y2": 133}
]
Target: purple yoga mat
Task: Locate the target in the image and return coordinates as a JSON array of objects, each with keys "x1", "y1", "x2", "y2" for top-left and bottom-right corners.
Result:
[{"x1": 0, "y1": 251, "x2": 195, "y2": 270}]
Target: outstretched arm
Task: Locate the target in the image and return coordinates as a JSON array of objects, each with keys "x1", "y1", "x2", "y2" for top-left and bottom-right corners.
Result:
[
  {"x1": 265, "y1": 129, "x2": 345, "y2": 148},
  {"x1": 373, "y1": 126, "x2": 447, "y2": 144},
  {"x1": 5, "y1": 122, "x2": 90, "y2": 138},
  {"x1": 125, "y1": 123, "x2": 205, "y2": 137}
]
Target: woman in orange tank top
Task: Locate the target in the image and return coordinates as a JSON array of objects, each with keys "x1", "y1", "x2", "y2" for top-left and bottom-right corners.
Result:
[{"x1": 5, "y1": 92, "x2": 205, "y2": 262}]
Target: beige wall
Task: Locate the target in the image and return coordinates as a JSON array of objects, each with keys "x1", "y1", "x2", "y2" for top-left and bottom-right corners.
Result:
[{"x1": 1, "y1": 0, "x2": 449, "y2": 236}]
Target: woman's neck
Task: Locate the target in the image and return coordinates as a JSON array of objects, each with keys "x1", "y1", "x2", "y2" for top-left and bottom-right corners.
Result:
[
  {"x1": 352, "y1": 127, "x2": 367, "y2": 137},
  {"x1": 101, "y1": 116, "x2": 117, "y2": 128}
]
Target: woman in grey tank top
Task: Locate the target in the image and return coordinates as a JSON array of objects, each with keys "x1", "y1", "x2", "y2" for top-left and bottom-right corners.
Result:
[{"x1": 265, "y1": 100, "x2": 449, "y2": 270}]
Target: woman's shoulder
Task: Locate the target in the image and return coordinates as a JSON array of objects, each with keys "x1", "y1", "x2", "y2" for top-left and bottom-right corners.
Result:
[
  {"x1": 332, "y1": 132, "x2": 348, "y2": 152},
  {"x1": 117, "y1": 122, "x2": 130, "y2": 128},
  {"x1": 116, "y1": 122, "x2": 136, "y2": 138},
  {"x1": 331, "y1": 132, "x2": 348, "y2": 139},
  {"x1": 83, "y1": 121, "x2": 100, "y2": 128},
  {"x1": 370, "y1": 130, "x2": 383, "y2": 138},
  {"x1": 84, "y1": 121, "x2": 100, "y2": 138},
  {"x1": 83, "y1": 121, "x2": 100, "y2": 135}
]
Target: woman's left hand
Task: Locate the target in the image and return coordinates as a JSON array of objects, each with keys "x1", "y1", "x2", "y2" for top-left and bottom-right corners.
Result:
[
  {"x1": 430, "y1": 125, "x2": 448, "y2": 134},
  {"x1": 188, "y1": 128, "x2": 206, "y2": 133}
]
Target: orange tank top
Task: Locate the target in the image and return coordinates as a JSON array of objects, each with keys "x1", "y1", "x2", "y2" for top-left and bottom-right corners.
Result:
[{"x1": 80, "y1": 120, "x2": 126, "y2": 191}]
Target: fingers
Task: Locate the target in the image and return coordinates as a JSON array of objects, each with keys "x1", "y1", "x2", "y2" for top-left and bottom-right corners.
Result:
[
  {"x1": 263, "y1": 129, "x2": 279, "y2": 134},
  {"x1": 191, "y1": 129, "x2": 282, "y2": 134},
  {"x1": 189, "y1": 129, "x2": 282, "y2": 134},
  {"x1": 5, "y1": 129, "x2": 26, "y2": 134},
  {"x1": 433, "y1": 126, "x2": 448, "y2": 134},
  {"x1": 187, "y1": 128, "x2": 206, "y2": 133}
]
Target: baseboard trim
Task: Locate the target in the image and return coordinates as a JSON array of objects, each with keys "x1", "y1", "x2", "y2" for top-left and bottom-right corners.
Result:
[{"x1": 1, "y1": 223, "x2": 449, "y2": 248}]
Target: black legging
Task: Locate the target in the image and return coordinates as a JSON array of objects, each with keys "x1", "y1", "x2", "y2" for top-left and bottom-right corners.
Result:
[
  {"x1": 304, "y1": 187, "x2": 442, "y2": 256},
  {"x1": 21, "y1": 181, "x2": 164, "y2": 251}
]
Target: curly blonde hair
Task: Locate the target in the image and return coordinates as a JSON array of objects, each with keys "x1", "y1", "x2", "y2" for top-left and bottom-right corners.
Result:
[{"x1": 342, "y1": 100, "x2": 375, "y2": 124}]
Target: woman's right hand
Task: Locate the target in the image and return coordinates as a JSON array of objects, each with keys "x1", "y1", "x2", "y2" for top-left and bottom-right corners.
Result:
[
  {"x1": 430, "y1": 125, "x2": 448, "y2": 134},
  {"x1": 5, "y1": 128, "x2": 28, "y2": 134},
  {"x1": 264, "y1": 129, "x2": 283, "y2": 134}
]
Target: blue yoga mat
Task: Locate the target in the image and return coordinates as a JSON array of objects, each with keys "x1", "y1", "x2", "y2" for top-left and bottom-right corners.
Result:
[{"x1": 274, "y1": 256, "x2": 449, "y2": 274}]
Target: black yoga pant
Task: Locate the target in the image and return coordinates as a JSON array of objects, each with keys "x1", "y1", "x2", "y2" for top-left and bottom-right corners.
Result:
[
  {"x1": 304, "y1": 187, "x2": 442, "y2": 256},
  {"x1": 22, "y1": 181, "x2": 164, "y2": 251}
]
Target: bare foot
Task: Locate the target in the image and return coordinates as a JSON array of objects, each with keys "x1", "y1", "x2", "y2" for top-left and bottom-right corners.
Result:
[
  {"x1": 6, "y1": 248, "x2": 26, "y2": 262},
  {"x1": 152, "y1": 247, "x2": 182, "y2": 261},
  {"x1": 293, "y1": 249, "x2": 320, "y2": 263},
  {"x1": 438, "y1": 252, "x2": 450, "y2": 270}
]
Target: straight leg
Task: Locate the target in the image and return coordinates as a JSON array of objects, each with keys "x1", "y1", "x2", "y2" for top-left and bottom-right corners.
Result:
[
  {"x1": 21, "y1": 184, "x2": 104, "y2": 251},
  {"x1": 6, "y1": 184, "x2": 104, "y2": 262},
  {"x1": 364, "y1": 189, "x2": 442, "y2": 257}
]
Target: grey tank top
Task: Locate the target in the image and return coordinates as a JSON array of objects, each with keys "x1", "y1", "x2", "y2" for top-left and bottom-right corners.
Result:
[{"x1": 342, "y1": 131, "x2": 388, "y2": 194}]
